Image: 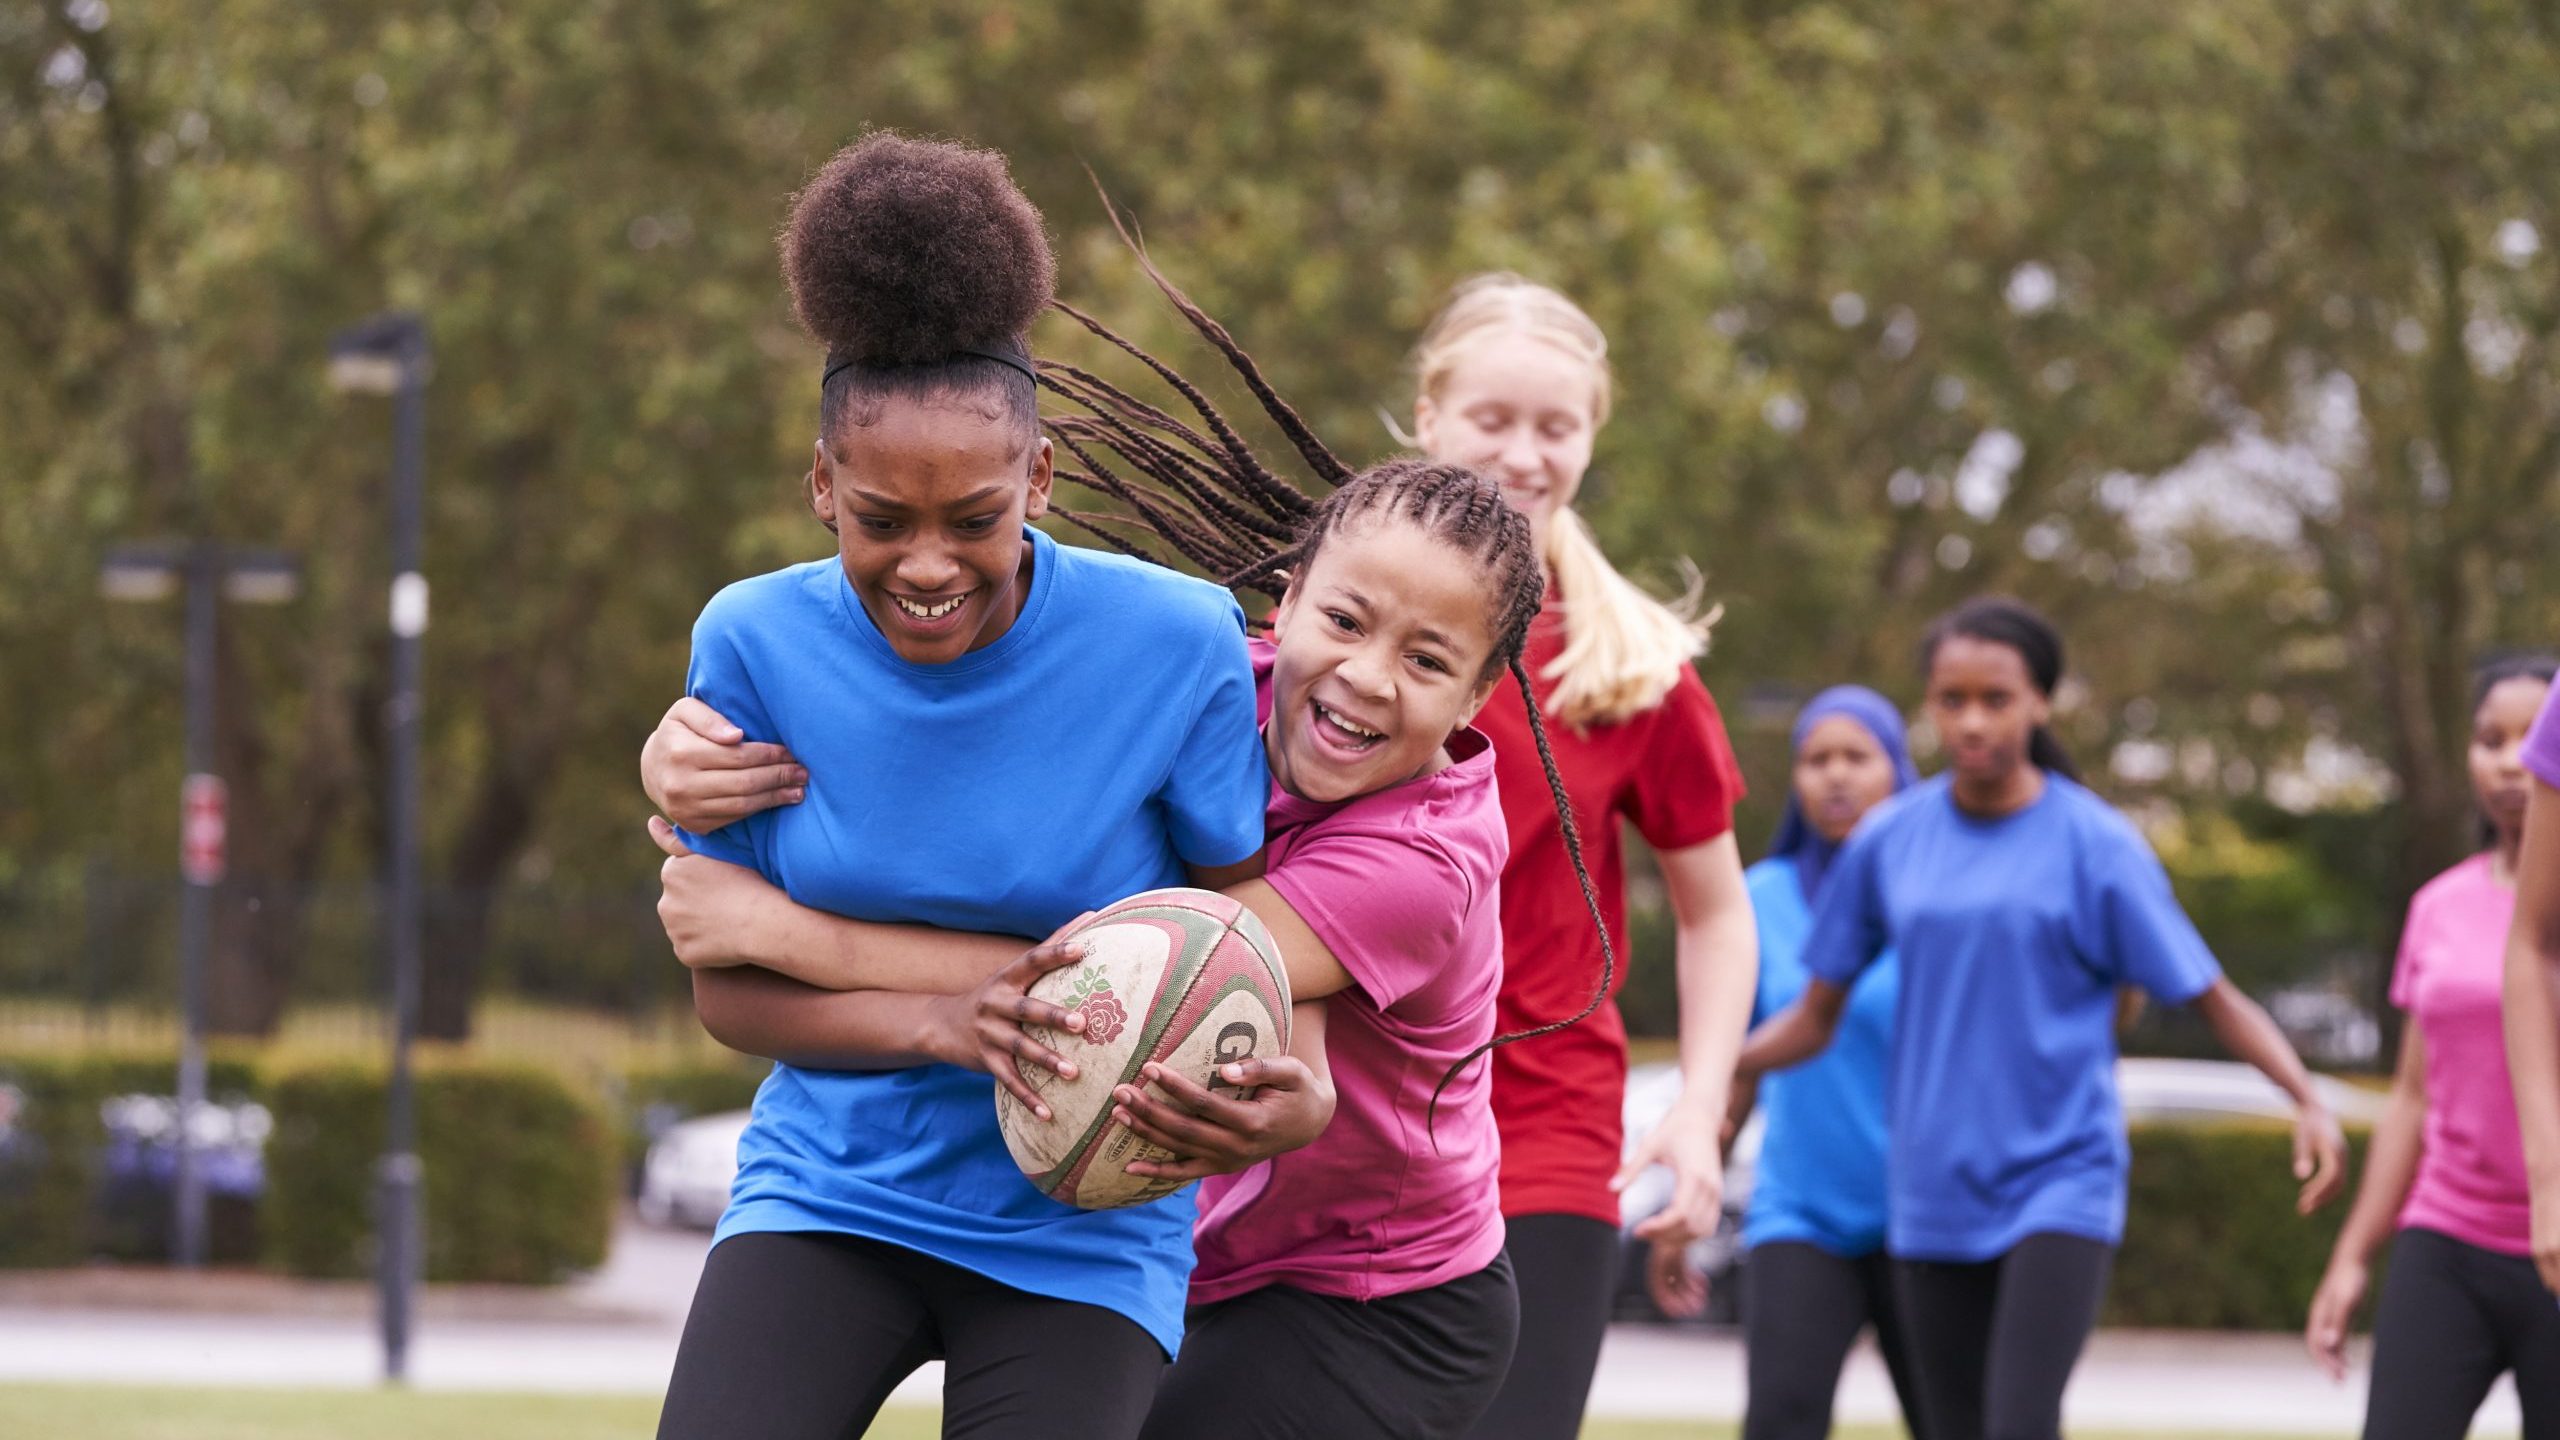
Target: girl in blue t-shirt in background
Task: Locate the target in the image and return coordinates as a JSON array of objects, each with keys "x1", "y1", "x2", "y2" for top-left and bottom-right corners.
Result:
[
  {"x1": 646, "y1": 134, "x2": 1315, "y2": 1440},
  {"x1": 1737, "y1": 597, "x2": 2348, "y2": 1440},
  {"x1": 1650, "y1": 686, "x2": 1927, "y2": 1440}
]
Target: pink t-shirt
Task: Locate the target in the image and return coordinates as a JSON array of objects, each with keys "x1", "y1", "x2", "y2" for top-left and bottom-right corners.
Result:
[
  {"x1": 2527, "y1": 685, "x2": 2560, "y2": 790},
  {"x1": 2391, "y1": 851, "x2": 2531, "y2": 1255},
  {"x1": 1187, "y1": 642, "x2": 1508, "y2": 1304}
]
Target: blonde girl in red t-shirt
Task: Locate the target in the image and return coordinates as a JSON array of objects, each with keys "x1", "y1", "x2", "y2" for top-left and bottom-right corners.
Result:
[{"x1": 1407, "y1": 276, "x2": 1760, "y2": 1440}]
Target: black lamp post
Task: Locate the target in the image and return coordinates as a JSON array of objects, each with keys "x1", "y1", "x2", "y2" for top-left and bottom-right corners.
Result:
[{"x1": 328, "y1": 311, "x2": 431, "y2": 1383}]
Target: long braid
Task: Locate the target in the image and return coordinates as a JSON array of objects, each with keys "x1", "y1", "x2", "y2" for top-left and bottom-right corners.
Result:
[
  {"x1": 1046, "y1": 216, "x2": 1618, "y2": 1138},
  {"x1": 1426, "y1": 656, "x2": 1614, "y2": 1133}
]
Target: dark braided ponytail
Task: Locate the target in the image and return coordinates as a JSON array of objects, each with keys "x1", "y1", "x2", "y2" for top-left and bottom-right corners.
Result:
[{"x1": 1040, "y1": 214, "x2": 1616, "y2": 1132}]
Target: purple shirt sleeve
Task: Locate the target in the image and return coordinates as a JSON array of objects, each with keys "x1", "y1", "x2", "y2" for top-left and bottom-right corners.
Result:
[{"x1": 2526, "y1": 684, "x2": 2560, "y2": 790}]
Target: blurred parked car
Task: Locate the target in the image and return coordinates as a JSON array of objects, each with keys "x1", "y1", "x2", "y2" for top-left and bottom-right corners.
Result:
[
  {"x1": 1614, "y1": 1056, "x2": 2387, "y2": 1326},
  {"x1": 94, "y1": 1092, "x2": 270, "y2": 1262},
  {"x1": 638, "y1": 1108, "x2": 750, "y2": 1229}
]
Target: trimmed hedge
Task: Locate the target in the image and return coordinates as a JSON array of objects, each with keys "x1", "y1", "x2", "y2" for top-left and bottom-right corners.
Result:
[
  {"x1": 2113, "y1": 1121, "x2": 2372, "y2": 1330},
  {"x1": 264, "y1": 1060, "x2": 617, "y2": 1283},
  {"x1": 0, "y1": 1047, "x2": 2380, "y2": 1325},
  {"x1": 0, "y1": 1052, "x2": 264, "y2": 1267}
]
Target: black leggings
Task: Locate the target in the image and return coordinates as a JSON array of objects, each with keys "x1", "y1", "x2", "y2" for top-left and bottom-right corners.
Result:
[
  {"x1": 2363, "y1": 1226, "x2": 2560, "y2": 1440},
  {"x1": 1460, "y1": 1213, "x2": 1621, "y2": 1440},
  {"x1": 656, "y1": 1231, "x2": 1163, "y2": 1440},
  {"x1": 1744, "y1": 1241, "x2": 1932, "y2": 1440},
  {"x1": 1143, "y1": 1252, "x2": 1519, "y2": 1440},
  {"x1": 1891, "y1": 1233, "x2": 2114, "y2": 1440}
]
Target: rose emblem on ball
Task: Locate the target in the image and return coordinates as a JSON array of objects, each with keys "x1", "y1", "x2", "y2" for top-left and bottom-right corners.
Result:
[{"x1": 1064, "y1": 966, "x2": 1128, "y2": 1045}]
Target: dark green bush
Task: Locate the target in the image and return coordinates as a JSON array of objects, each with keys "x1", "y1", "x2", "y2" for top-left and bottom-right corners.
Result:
[
  {"x1": 264, "y1": 1059, "x2": 615, "y2": 1283},
  {"x1": 0, "y1": 1051, "x2": 263, "y2": 1267},
  {"x1": 2113, "y1": 1122, "x2": 2372, "y2": 1329}
]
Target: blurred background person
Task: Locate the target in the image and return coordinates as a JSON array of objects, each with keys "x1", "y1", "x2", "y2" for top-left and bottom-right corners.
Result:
[
  {"x1": 1738, "y1": 597, "x2": 2347, "y2": 1440},
  {"x1": 1648, "y1": 685, "x2": 1929, "y2": 1440}
]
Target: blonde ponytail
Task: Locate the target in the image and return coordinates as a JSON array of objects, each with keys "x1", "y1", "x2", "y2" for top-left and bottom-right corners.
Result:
[
  {"x1": 1412, "y1": 273, "x2": 1718, "y2": 730},
  {"x1": 1542, "y1": 508, "x2": 1718, "y2": 729}
]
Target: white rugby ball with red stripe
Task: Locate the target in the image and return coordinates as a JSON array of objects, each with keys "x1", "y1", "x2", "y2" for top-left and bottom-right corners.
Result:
[{"x1": 996, "y1": 887, "x2": 1292, "y2": 1210}]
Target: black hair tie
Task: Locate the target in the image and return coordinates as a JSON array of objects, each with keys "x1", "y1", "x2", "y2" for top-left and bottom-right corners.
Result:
[{"x1": 821, "y1": 338, "x2": 1037, "y2": 390}]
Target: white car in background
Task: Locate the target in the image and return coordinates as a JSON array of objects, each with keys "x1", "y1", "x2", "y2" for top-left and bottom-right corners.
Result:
[
  {"x1": 1615, "y1": 1056, "x2": 2386, "y2": 1325},
  {"x1": 637, "y1": 1109, "x2": 751, "y2": 1229}
]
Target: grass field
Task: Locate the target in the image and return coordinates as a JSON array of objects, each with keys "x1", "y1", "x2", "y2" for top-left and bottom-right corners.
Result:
[{"x1": 0, "y1": 1385, "x2": 2347, "y2": 1440}]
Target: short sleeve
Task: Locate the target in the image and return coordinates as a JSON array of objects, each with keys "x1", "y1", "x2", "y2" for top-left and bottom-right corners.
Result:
[
  {"x1": 1626, "y1": 669, "x2": 1744, "y2": 851},
  {"x1": 1156, "y1": 598, "x2": 1269, "y2": 869},
  {"x1": 1263, "y1": 829, "x2": 1472, "y2": 1014},
  {"x1": 2525, "y1": 685, "x2": 2560, "y2": 790},
  {"x1": 671, "y1": 596, "x2": 776, "y2": 874},
  {"x1": 2089, "y1": 827, "x2": 2222, "y2": 1005},
  {"x1": 1800, "y1": 828, "x2": 1890, "y2": 989}
]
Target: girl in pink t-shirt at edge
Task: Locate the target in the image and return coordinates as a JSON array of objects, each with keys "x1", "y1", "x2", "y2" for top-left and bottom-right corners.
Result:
[
  {"x1": 643, "y1": 261, "x2": 1625, "y2": 1439},
  {"x1": 2305, "y1": 656, "x2": 2560, "y2": 1438}
]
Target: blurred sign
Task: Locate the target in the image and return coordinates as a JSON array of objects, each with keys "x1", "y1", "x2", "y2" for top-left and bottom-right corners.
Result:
[{"x1": 180, "y1": 774, "x2": 226, "y2": 886}]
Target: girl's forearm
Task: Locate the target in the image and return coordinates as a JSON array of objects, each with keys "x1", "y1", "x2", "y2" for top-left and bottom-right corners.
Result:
[
  {"x1": 1736, "y1": 983, "x2": 1845, "y2": 1079},
  {"x1": 1671, "y1": 901, "x2": 1758, "y2": 1116},
  {"x1": 766, "y1": 918, "x2": 1026, "y2": 996},
  {"x1": 2198, "y1": 980, "x2": 2320, "y2": 1107},
  {"x1": 703, "y1": 880, "x2": 1029, "y2": 996},
  {"x1": 692, "y1": 966, "x2": 951, "y2": 1068},
  {"x1": 2329, "y1": 1028, "x2": 2428, "y2": 1271},
  {"x1": 2507, "y1": 894, "x2": 2560, "y2": 1190}
]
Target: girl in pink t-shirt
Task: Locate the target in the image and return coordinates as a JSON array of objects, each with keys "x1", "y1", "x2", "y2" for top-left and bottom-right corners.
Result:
[{"x1": 2306, "y1": 657, "x2": 2560, "y2": 1436}]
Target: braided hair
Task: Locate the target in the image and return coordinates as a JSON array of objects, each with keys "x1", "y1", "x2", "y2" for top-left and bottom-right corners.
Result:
[{"x1": 1037, "y1": 221, "x2": 1618, "y2": 1126}]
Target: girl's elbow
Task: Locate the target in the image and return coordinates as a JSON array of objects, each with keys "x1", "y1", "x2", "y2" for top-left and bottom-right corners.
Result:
[{"x1": 690, "y1": 972, "x2": 762, "y2": 1050}]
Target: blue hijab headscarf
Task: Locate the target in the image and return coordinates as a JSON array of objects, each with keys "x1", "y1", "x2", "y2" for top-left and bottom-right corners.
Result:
[{"x1": 1768, "y1": 685, "x2": 1921, "y2": 902}]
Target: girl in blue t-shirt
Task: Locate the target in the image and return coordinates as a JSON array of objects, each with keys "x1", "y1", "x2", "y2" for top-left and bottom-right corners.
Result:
[
  {"x1": 1648, "y1": 686, "x2": 1928, "y2": 1440},
  {"x1": 1736, "y1": 597, "x2": 2348, "y2": 1440},
  {"x1": 645, "y1": 135, "x2": 1314, "y2": 1440}
]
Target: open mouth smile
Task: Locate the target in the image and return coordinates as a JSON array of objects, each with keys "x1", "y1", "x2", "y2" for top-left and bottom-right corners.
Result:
[{"x1": 1312, "y1": 700, "x2": 1387, "y2": 752}]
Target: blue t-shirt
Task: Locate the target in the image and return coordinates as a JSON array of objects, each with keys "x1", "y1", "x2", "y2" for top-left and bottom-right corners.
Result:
[
  {"x1": 678, "y1": 527, "x2": 1268, "y2": 1354},
  {"x1": 1741, "y1": 856, "x2": 1896, "y2": 1258},
  {"x1": 1802, "y1": 774, "x2": 2221, "y2": 1261}
]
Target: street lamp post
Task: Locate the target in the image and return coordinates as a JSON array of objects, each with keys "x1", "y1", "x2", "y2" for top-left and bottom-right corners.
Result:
[
  {"x1": 328, "y1": 311, "x2": 431, "y2": 1384},
  {"x1": 98, "y1": 540, "x2": 299, "y2": 1268}
]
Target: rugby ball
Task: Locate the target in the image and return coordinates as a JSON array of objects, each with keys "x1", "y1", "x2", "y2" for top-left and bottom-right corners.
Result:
[{"x1": 996, "y1": 888, "x2": 1292, "y2": 1209}]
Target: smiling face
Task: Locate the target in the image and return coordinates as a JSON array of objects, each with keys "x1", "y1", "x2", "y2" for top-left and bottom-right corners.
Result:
[
  {"x1": 1264, "y1": 515, "x2": 1501, "y2": 805},
  {"x1": 1412, "y1": 331, "x2": 1600, "y2": 556},
  {"x1": 2470, "y1": 674, "x2": 2552, "y2": 845},
  {"x1": 1794, "y1": 714, "x2": 1900, "y2": 844},
  {"x1": 810, "y1": 399, "x2": 1053, "y2": 665},
  {"x1": 1925, "y1": 635, "x2": 2051, "y2": 789}
]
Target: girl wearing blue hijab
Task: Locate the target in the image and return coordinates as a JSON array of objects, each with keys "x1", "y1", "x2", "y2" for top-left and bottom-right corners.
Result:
[{"x1": 1648, "y1": 685, "x2": 1927, "y2": 1440}]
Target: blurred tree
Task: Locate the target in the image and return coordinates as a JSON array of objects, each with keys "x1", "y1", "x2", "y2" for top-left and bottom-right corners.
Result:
[{"x1": 3, "y1": 0, "x2": 2554, "y2": 1036}]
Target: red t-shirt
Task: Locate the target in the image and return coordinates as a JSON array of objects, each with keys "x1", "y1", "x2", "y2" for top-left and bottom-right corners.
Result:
[{"x1": 1471, "y1": 600, "x2": 1745, "y2": 1223}]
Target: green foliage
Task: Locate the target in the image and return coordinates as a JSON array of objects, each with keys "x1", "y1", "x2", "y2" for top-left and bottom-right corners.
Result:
[
  {"x1": 0, "y1": 1051, "x2": 263, "y2": 1266},
  {"x1": 2150, "y1": 811, "x2": 2372, "y2": 996},
  {"x1": 5, "y1": 0, "x2": 2559, "y2": 1032},
  {"x1": 264, "y1": 1059, "x2": 614, "y2": 1283},
  {"x1": 2114, "y1": 1122, "x2": 2367, "y2": 1330}
]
